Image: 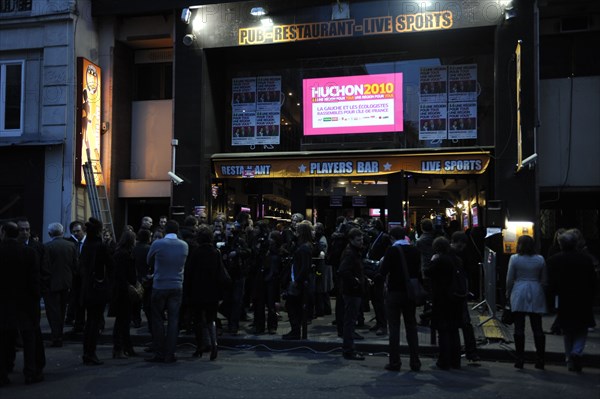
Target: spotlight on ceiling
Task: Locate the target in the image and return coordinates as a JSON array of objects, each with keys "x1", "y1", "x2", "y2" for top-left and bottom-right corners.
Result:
[
  {"x1": 250, "y1": 7, "x2": 267, "y2": 16},
  {"x1": 183, "y1": 34, "x2": 196, "y2": 46},
  {"x1": 181, "y1": 8, "x2": 192, "y2": 24}
]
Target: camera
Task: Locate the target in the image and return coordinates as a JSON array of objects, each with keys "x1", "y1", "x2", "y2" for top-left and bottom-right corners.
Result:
[
  {"x1": 183, "y1": 34, "x2": 195, "y2": 46},
  {"x1": 167, "y1": 171, "x2": 184, "y2": 185}
]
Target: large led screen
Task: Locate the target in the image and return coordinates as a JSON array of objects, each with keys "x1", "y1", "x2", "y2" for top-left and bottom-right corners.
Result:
[{"x1": 303, "y1": 73, "x2": 403, "y2": 136}]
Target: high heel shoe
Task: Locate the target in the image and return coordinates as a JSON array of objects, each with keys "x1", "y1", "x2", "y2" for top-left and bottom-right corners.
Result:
[{"x1": 112, "y1": 350, "x2": 128, "y2": 359}]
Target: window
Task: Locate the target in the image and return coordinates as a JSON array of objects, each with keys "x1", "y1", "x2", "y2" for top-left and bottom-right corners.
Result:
[
  {"x1": 1, "y1": 60, "x2": 24, "y2": 135},
  {"x1": 0, "y1": 0, "x2": 32, "y2": 13}
]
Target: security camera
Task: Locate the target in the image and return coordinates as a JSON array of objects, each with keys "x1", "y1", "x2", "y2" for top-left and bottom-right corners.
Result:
[
  {"x1": 522, "y1": 153, "x2": 538, "y2": 167},
  {"x1": 183, "y1": 34, "x2": 195, "y2": 46},
  {"x1": 168, "y1": 171, "x2": 184, "y2": 185}
]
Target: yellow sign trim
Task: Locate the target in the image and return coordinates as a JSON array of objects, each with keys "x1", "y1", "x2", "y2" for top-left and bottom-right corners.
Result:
[{"x1": 214, "y1": 151, "x2": 489, "y2": 179}]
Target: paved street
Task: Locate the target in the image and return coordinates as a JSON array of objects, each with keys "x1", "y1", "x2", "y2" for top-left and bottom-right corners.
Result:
[{"x1": 3, "y1": 343, "x2": 599, "y2": 399}]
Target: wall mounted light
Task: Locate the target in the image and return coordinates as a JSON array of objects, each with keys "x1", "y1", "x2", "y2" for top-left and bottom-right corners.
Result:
[{"x1": 181, "y1": 8, "x2": 192, "y2": 24}]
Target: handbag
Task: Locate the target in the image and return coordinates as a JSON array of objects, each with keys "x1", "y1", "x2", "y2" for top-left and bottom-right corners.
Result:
[
  {"x1": 398, "y1": 247, "x2": 427, "y2": 306},
  {"x1": 128, "y1": 281, "x2": 144, "y2": 304},
  {"x1": 501, "y1": 302, "x2": 514, "y2": 325}
]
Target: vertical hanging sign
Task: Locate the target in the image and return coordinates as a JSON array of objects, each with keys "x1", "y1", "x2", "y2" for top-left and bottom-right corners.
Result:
[{"x1": 76, "y1": 58, "x2": 102, "y2": 185}]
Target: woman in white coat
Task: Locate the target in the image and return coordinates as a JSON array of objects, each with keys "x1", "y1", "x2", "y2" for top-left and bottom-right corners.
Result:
[{"x1": 506, "y1": 235, "x2": 548, "y2": 370}]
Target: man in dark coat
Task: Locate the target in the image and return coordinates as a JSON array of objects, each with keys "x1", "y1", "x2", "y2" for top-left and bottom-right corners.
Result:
[
  {"x1": 1, "y1": 221, "x2": 45, "y2": 384},
  {"x1": 338, "y1": 228, "x2": 366, "y2": 361},
  {"x1": 65, "y1": 220, "x2": 86, "y2": 333},
  {"x1": 547, "y1": 229, "x2": 596, "y2": 372},
  {"x1": 79, "y1": 218, "x2": 113, "y2": 365},
  {"x1": 378, "y1": 227, "x2": 422, "y2": 372},
  {"x1": 0, "y1": 222, "x2": 20, "y2": 387},
  {"x1": 43, "y1": 222, "x2": 78, "y2": 347}
]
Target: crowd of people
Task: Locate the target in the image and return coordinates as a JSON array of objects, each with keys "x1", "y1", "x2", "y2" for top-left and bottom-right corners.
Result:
[{"x1": 0, "y1": 212, "x2": 597, "y2": 388}]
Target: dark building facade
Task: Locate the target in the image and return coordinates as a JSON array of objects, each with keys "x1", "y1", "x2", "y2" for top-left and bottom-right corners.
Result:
[{"x1": 90, "y1": 0, "x2": 598, "y2": 263}]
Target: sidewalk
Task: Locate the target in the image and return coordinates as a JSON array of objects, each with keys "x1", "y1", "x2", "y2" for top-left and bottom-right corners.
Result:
[{"x1": 41, "y1": 300, "x2": 600, "y2": 368}]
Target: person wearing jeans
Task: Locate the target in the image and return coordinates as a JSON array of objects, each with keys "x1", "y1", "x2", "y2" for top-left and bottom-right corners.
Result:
[
  {"x1": 146, "y1": 220, "x2": 188, "y2": 363},
  {"x1": 151, "y1": 288, "x2": 183, "y2": 362}
]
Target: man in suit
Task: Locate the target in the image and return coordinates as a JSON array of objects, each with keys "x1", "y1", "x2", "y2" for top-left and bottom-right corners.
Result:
[
  {"x1": 3, "y1": 221, "x2": 45, "y2": 384},
  {"x1": 43, "y1": 223, "x2": 78, "y2": 347},
  {"x1": 65, "y1": 221, "x2": 86, "y2": 333}
]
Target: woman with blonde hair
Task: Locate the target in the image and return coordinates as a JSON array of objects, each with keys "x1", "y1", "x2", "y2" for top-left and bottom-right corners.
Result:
[{"x1": 506, "y1": 235, "x2": 548, "y2": 369}]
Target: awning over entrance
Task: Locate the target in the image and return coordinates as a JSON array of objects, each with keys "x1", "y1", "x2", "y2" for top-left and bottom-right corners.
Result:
[{"x1": 212, "y1": 150, "x2": 490, "y2": 179}]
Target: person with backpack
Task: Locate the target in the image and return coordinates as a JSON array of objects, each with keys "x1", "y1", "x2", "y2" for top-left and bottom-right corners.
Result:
[{"x1": 426, "y1": 236, "x2": 464, "y2": 370}]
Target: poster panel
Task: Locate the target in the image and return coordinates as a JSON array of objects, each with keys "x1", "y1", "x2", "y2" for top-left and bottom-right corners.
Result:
[
  {"x1": 257, "y1": 76, "x2": 282, "y2": 111},
  {"x1": 419, "y1": 103, "x2": 447, "y2": 141},
  {"x1": 232, "y1": 77, "x2": 257, "y2": 112},
  {"x1": 448, "y1": 102, "x2": 477, "y2": 139},
  {"x1": 232, "y1": 112, "x2": 256, "y2": 146},
  {"x1": 448, "y1": 64, "x2": 478, "y2": 102},
  {"x1": 255, "y1": 111, "x2": 280, "y2": 145},
  {"x1": 419, "y1": 66, "x2": 447, "y2": 104}
]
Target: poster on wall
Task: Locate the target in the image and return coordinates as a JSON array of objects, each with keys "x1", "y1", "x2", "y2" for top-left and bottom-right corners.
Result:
[
  {"x1": 232, "y1": 112, "x2": 256, "y2": 146},
  {"x1": 255, "y1": 111, "x2": 280, "y2": 145},
  {"x1": 257, "y1": 76, "x2": 282, "y2": 111},
  {"x1": 419, "y1": 103, "x2": 447, "y2": 140},
  {"x1": 303, "y1": 73, "x2": 404, "y2": 136},
  {"x1": 448, "y1": 64, "x2": 477, "y2": 102},
  {"x1": 232, "y1": 77, "x2": 257, "y2": 112},
  {"x1": 419, "y1": 66, "x2": 447, "y2": 104},
  {"x1": 448, "y1": 102, "x2": 477, "y2": 139},
  {"x1": 76, "y1": 58, "x2": 102, "y2": 185},
  {"x1": 232, "y1": 76, "x2": 283, "y2": 146}
]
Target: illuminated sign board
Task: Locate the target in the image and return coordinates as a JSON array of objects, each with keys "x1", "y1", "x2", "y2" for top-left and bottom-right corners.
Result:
[
  {"x1": 303, "y1": 73, "x2": 403, "y2": 136},
  {"x1": 239, "y1": 11, "x2": 453, "y2": 46},
  {"x1": 213, "y1": 152, "x2": 490, "y2": 179},
  {"x1": 76, "y1": 58, "x2": 102, "y2": 185},
  {"x1": 190, "y1": 1, "x2": 505, "y2": 49}
]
